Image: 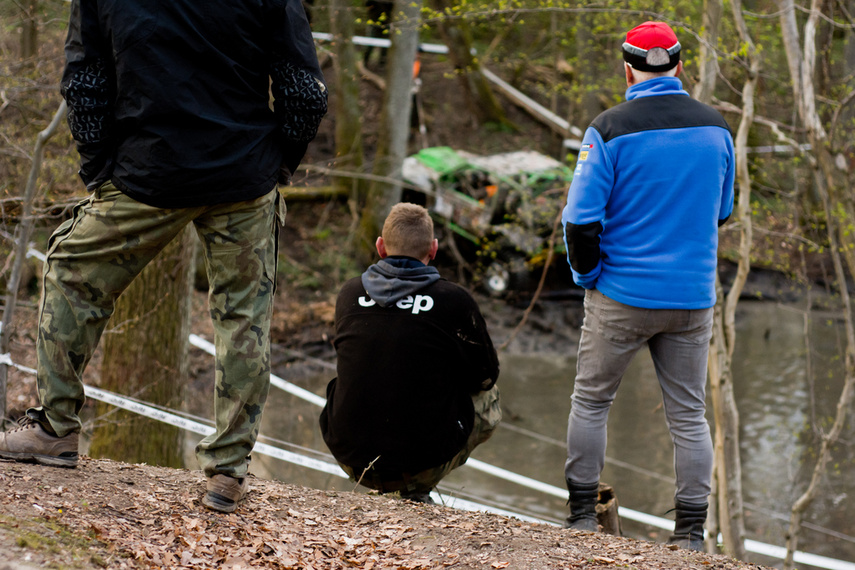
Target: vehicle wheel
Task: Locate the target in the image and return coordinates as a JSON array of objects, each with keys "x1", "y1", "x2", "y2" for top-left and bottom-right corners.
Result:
[{"x1": 483, "y1": 253, "x2": 530, "y2": 297}]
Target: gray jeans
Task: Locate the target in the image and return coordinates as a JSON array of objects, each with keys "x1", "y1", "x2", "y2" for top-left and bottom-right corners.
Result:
[{"x1": 565, "y1": 289, "x2": 714, "y2": 504}]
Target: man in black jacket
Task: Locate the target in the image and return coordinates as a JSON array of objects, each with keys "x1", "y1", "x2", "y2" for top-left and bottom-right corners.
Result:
[
  {"x1": 320, "y1": 203, "x2": 501, "y2": 503},
  {"x1": 0, "y1": 0, "x2": 327, "y2": 514}
]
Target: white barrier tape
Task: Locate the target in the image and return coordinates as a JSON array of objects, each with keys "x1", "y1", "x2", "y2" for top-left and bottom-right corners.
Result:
[
  {"x1": 189, "y1": 333, "x2": 686, "y2": 532},
  {"x1": 83, "y1": 384, "x2": 347, "y2": 479},
  {"x1": 189, "y1": 334, "x2": 327, "y2": 408},
  {"x1": 82, "y1": 384, "x2": 551, "y2": 521},
  {"x1": 0, "y1": 230, "x2": 45, "y2": 263},
  {"x1": 253, "y1": 441, "x2": 348, "y2": 478},
  {"x1": 191, "y1": 333, "x2": 672, "y2": 526},
  {"x1": 746, "y1": 539, "x2": 855, "y2": 570},
  {"x1": 3, "y1": 337, "x2": 854, "y2": 566},
  {"x1": 186, "y1": 332, "x2": 855, "y2": 569},
  {"x1": 435, "y1": 493, "x2": 547, "y2": 525},
  {"x1": 26, "y1": 248, "x2": 45, "y2": 262},
  {"x1": 0, "y1": 352, "x2": 38, "y2": 375},
  {"x1": 84, "y1": 385, "x2": 216, "y2": 437},
  {"x1": 311, "y1": 32, "x2": 450, "y2": 55}
]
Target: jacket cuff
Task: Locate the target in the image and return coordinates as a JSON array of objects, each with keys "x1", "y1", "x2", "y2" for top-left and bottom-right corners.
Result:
[
  {"x1": 280, "y1": 139, "x2": 309, "y2": 180},
  {"x1": 76, "y1": 143, "x2": 113, "y2": 189}
]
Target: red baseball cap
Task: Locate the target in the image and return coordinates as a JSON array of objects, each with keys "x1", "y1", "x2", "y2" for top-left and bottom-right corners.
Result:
[{"x1": 622, "y1": 21, "x2": 681, "y2": 72}]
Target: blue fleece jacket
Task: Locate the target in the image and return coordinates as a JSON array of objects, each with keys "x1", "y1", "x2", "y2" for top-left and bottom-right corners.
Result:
[{"x1": 562, "y1": 76, "x2": 735, "y2": 309}]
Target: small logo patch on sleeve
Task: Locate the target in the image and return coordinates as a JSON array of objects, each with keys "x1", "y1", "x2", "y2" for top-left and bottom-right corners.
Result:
[{"x1": 579, "y1": 143, "x2": 594, "y2": 161}]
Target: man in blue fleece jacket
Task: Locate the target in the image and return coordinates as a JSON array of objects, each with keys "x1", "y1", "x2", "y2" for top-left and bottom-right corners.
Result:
[
  {"x1": 320, "y1": 203, "x2": 501, "y2": 504},
  {"x1": 561, "y1": 22, "x2": 734, "y2": 550}
]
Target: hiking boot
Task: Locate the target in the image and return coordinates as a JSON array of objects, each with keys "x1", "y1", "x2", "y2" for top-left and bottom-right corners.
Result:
[
  {"x1": 666, "y1": 501, "x2": 707, "y2": 551},
  {"x1": 400, "y1": 489, "x2": 435, "y2": 505},
  {"x1": 202, "y1": 474, "x2": 248, "y2": 513},
  {"x1": 0, "y1": 415, "x2": 79, "y2": 468},
  {"x1": 563, "y1": 479, "x2": 600, "y2": 532}
]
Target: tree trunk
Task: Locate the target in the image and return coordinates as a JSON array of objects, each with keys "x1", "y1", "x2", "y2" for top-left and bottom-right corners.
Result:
[
  {"x1": 575, "y1": 11, "x2": 603, "y2": 128},
  {"x1": 19, "y1": 1, "x2": 38, "y2": 60},
  {"x1": 707, "y1": 276, "x2": 747, "y2": 559},
  {"x1": 89, "y1": 227, "x2": 196, "y2": 468},
  {"x1": 779, "y1": 2, "x2": 855, "y2": 565},
  {"x1": 784, "y1": 136, "x2": 855, "y2": 570},
  {"x1": 363, "y1": 0, "x2": 422, "y2": 241},
  {"x1": 778, "y1": 0, "x2": 803, "y2": 112},
  {"x1": 694, "y1": 1, "x2": 724, "y2": 550},
  {"x1": 329, "y1": 0, "x2": 368, "y2": 202},
  {"x1": 846, "y1": 0, "x2": 855, "y2": 126},
  {"x1": 431, "y1": 0, "x2": 511, "y2": 128},
  {"x1": 693, "y1": 0, "x2": 723, "y2": 104},
  {"x1": 595, "y1": 483, "x2": 622, "y2": 537},
  {"x1": 704, "y1": 0, "x2": 759, "y2": 558}
]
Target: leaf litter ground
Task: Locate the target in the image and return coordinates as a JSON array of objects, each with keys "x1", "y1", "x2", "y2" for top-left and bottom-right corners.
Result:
[{"x1": 0, "y1": 458, "x2": 773, "y2": 570}]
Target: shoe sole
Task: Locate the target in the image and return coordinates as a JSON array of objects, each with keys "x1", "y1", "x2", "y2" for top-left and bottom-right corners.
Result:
[
  {"x1": 0, "y1": 450, "x2": 78, "y2": 468},
  {"x1": 202, "y1": 491, "x2": 240, "y2": 513}
]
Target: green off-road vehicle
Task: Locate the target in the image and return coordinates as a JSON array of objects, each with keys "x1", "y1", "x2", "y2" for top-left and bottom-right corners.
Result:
[{"x1": 401, "y1": 146, "x2": 574, "y2": 297}]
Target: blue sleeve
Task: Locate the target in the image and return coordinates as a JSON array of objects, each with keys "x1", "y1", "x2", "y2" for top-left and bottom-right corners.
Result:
[{"x1": 562, "y1": 127, "x2": 613, "y2": 289}]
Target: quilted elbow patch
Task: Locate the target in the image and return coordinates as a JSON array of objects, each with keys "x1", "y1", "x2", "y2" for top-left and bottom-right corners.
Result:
[
  {"x1": 61, "y1": 61, "x2": 112, "y2": 145},
  {"x1": 270, "y1": 61, "x2": 328, "y2": 142}
]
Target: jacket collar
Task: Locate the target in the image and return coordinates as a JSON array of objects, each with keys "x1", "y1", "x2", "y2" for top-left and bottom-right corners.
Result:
[{"x1": 626, "y1": 76, "x2": 688, "y2": 101}]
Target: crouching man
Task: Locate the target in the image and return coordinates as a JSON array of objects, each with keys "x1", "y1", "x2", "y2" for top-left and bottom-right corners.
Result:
[{"x1": 320, "y1": 203, "x2": 501, "y2": 503}]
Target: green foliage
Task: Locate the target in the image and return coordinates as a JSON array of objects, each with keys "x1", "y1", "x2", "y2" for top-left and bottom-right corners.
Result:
[
  {"x1": 412, "y1": 0, "x2": 855, "y2": 288},
  {"x1": 483, "y1": 120, "x2": 516, "y2": 133},
  {"x1": 1, "y1": 7, "x2": 78, "y2": 206},
  {"x1": 6, "y1": 0, "x2": 855, "y2": 292},
  {"x1": 278, "y1": 208, "x2": 364, "y2": 292}
]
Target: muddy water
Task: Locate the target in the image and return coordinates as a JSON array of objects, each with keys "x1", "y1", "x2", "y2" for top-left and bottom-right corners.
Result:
[{"x1": 247, "y1": 300, "x2": 854, "y2": 568}]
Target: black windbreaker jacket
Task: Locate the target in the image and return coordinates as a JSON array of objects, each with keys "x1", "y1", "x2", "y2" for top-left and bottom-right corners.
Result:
[{"x1": 61, "y1": 0, "x2": 327, "y2": 208}]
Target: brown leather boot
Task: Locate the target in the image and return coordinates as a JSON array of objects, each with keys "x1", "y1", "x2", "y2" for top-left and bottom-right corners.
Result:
[
  {"x1": 202, "y1": 474, "x2": 249, "y2": 513},
  {"x1": 0, "y1": 415, "x2": 78, "y2": 468}
]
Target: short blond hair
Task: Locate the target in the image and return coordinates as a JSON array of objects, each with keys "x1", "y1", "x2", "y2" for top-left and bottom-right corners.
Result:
[{"x1": 382, "y1": 203, "x2": 435, "y2": 259}]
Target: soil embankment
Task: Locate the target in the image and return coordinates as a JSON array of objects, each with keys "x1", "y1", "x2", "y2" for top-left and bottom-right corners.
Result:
[{"x1": 0, "y1": 458, "x2": 772, "y2": 569}]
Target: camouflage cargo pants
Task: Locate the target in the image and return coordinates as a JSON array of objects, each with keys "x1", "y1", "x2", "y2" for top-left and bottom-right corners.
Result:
[
  {"x1": 342, "y1": 384, "x2": 503, "y2": 493},
  {"x1": 32, "y1": 182, "x2": 280, "y2": 478}
]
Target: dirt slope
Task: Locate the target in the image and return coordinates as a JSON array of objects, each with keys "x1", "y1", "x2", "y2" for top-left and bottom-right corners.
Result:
[{"x1": 0, "y1": 458, "x2": 773, "y2": 570}]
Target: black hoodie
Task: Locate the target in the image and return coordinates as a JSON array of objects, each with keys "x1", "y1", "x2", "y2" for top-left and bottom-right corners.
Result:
[{"x1": 320, "y1": 257, "x2": 499, "y2": 476}]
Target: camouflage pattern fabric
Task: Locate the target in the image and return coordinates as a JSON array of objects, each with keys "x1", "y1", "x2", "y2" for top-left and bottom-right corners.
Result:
[
  {"x1": 32, "y1": 182, "x2": 279, "y2": 479},
  {"x1": 341, "y1": 385, "x2": 502, "y2": 493}
]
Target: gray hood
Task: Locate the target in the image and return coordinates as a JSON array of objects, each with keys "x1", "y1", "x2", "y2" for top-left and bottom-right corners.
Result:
[{"x1": 361, "y1": 257, "x2": 441, "y2": 307}]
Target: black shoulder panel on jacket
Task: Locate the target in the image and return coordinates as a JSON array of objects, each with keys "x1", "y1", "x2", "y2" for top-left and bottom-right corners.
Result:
[{"x1": 591, "y1": 95, "x2": 732, "y2": 143}]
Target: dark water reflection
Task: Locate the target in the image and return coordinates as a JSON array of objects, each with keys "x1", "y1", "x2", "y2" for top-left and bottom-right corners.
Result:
[{"x1": 228, "y1": 301, "x2": 854, "y2": 568}]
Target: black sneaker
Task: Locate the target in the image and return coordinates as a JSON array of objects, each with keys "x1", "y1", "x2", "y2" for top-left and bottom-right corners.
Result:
[{"x1": 400, "y1": 489, "x2": 435, "y2": 504}]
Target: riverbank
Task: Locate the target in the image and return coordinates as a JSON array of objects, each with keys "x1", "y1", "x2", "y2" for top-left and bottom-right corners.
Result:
[
  {"x1": 0, "y1": 204, "x2": 839, "y2": 569},
  {"x1": 0, "y1": 458, "x2": 773, "y2": 570}
]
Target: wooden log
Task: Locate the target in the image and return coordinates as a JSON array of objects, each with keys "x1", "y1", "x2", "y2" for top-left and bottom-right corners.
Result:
[
  {"x1": 278, "y1": 186, "x2": 348, "y2": 201},
  {"x1": 595, "y1": 482, "x2": 622, "y2": 537},
  {"x1": 480, "y1": 67, "x2": 583, "y2": 140}
]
